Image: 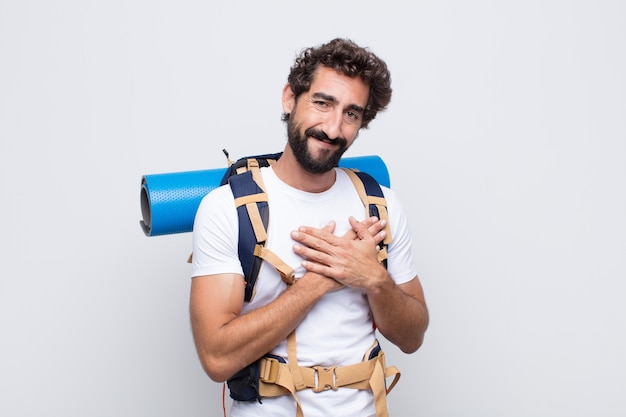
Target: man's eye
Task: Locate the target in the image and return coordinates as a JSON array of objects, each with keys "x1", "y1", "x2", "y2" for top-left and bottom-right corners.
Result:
[{"x1": 346, "y1": 111, "x2": 359, "y2": 120}]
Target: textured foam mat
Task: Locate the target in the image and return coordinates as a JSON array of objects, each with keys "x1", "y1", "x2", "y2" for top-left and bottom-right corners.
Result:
[{"x1": 140, "y1": 155, "x2": 390, "y2": 236}]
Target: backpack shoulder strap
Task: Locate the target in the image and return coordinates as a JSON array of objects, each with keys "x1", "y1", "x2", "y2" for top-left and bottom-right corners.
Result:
[
  {"x1": 341, "y1": 168, "x2": 392, "y2": 267},
  {"x1": 220, "y1": 152, "x2": 282, "y2": 186},
  {"x1": 228, "y1": 170, "x2": 268, "y2": 302},
  {"x1": 226, "y1": 155, "x2": 294, "y2": 302},
  {"x1": 224, "y1": 155, "x2": 391, "y2": 302}
]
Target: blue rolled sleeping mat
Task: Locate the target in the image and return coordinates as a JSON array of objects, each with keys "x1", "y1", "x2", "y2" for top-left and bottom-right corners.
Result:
[{"x1": 140, "y1": 154, "x2": 390, "y2": 237}]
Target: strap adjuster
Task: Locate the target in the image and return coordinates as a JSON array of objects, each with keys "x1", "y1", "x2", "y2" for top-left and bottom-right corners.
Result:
[
  {"x1": 312, "y1": 366, "x2": 337, "y2": 392},
  {"x1": 260, "y1": 357, "x2": 281, "y2": 384}
]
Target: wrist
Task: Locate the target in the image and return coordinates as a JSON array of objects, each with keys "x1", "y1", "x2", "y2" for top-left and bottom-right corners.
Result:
[
  {"x1": 297, "y1": 271, "x2": 343, "y2": 296},
  {"x1": 365, "y1": 267, "x2": 393, "y2": 296}
]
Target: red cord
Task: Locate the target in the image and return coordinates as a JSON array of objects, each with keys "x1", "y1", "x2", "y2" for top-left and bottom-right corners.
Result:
[{"x1": 222, "y1": 382, "x2": 227, "y2": 417}]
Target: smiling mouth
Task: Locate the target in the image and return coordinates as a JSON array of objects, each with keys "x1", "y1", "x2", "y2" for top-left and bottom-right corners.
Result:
[
  {"x1": 313, "y1": 135, "x2": 334, "y2": 144},
  {"x1": 305, "y1": 128, "x2": 347, "y2": 148},
  {"x1": 309, "y1": 131, "x2": 330, "y2": 141},
  {"x1": 310, "y1": 137, "x2": 339, "y2": 151}
]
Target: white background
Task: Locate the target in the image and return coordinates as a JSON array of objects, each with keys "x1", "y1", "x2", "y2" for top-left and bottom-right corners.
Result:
[{"x1": 1, "y1": 1, "x2": 625, "y2": 416}]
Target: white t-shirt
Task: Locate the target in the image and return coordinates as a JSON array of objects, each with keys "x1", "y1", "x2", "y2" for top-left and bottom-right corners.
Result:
[{"x1": 192, "y1": 166, "x2": 417, "y2": 417}]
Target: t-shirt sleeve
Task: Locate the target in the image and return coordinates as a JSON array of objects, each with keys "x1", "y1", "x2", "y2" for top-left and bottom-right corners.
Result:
[{"x1": 191, "y1": 185, "x2": 244, "y2": 278}]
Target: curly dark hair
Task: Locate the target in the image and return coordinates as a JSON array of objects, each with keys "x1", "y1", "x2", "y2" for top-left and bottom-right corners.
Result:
[{"x1": 282, "y1": 38, "x2": 392, "y2": 129}]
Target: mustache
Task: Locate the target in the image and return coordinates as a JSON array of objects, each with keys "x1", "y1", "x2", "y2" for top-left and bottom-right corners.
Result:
[{"x1": 305, "y1": 128, "x2": 347, "y2": 148}]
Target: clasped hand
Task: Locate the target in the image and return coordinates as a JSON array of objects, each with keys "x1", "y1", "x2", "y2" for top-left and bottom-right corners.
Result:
[{"x1": 290, "y1": 216, "x2": 388, "y2": 292}]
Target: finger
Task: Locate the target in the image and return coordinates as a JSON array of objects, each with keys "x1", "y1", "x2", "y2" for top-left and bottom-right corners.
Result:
[
  {"x1": 291, "y1": 229, "x2": 335, "y2": 253},
  {"x1": 350, "y1": 216, "x2": 386, "y2": 245},
  {"x1": 349, "y1": 216, "x2": 376, "y2": 242},
  {"x1": 292, "y1": 241, "x2": 333, "y2": 267},
  {"x1": 294, "y1": 224, "x2": 336, "y2": 241},
  {"x1": 342, "y1": 216, "x2": 379, "y2": 240},
  {"x1": 366, "y1": 219, "x2": 386, "y2": 239},
  {"x1": 321, "y1": 220, "x2": 336, "y2": 234}
]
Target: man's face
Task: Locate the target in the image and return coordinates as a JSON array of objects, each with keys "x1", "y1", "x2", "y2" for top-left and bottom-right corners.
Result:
[{"x1": 284, "y1": 66, "x2": 369, "y2": 174}]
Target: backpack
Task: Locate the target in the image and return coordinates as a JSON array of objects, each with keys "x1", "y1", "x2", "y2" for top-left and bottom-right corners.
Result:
[
  {"x1": 219, "y1": 151, "x2": 392, "y2": 302},
  {"x1": 218, "y1": 152, "x2": 401, "y2": 415}
]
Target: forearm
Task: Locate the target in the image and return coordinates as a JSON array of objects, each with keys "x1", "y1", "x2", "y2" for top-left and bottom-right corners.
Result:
[
  {"x1": 191, "y1": 273, "x2": 333, "y2": 382},
  {"x1": 366, "y1": 272, "x2": 429, "y2": 353},
  {"x1": 290, "y1": 218, "x2": 429, "y2": 352}
]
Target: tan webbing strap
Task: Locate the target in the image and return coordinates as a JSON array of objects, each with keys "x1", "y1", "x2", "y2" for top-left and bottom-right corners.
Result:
[
  {"x1": 234, "y1": 161, "x2": 296, "y2": 288},
  {"x1": 342, "y1": 167, "x2": 367, "y2": 205},
  {"x1": 257, "y1": 342, "x2": 400, "y2": 417},
  {"x1": 233, "y1": 192, "x2": 269, "y2": 245},
  {"x1": 247, "y1": 158, "x2": 260, "y2": 169},
  {"x1": 369, "y1": 351, "x2": 400, "y2": 417},
  {"x1": 250, "y1": 169, "x2": 266, "y2": 192},
  {"x1": 377, "y1": 246, "x2": 389, "y2": 265},
  {"x1": 370, "y1": 356, "x2": 389, "y2": 417},
  {"x1": 253, "y1": 245, "x2": 296, "y2": 285},
  {"x1": 363, "y1": 340, "x2": 401, "y2": 396},
  {"x1": 247, "y1": 159, "x2": 268, "y2": 192},
  {"x1": 258, "y1": 359, "x2": 306, "y2": 417},
  {"x1": 287, "y1": 330, "x2": 307, "y2": 391},
  {"x1": 236, "y1": 161, "x2": 270, "y2": 243},
  {"x1": 299, "y1": 357, "x2": 375, "y2": 390},
  {"x1": 233, "y1": 193, "x2": 268, "y2": 207},
  {"x1": 342, "y1": 168, "x2": 393, "y2": 247},
  {"x1": 384, "y1": 364, "x2": 401, "y2": 394}
]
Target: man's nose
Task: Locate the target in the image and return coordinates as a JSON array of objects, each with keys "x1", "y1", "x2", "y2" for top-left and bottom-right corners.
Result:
[{"x1": 322, "y1": 110, "x2": 343, "y2": 140}]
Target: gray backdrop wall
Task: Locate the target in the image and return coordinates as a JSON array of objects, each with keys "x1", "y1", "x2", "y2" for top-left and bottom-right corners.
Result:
[{"x1": 1, "y1": 1, "x2": 624, "y2": 416}]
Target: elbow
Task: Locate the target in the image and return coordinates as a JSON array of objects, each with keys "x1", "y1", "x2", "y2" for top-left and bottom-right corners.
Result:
[
  {"x1": 197, "y1": 352, "x2": 237, "y2": 383},
  {"x1": 204, "y1": 367, "x2": 230, "y2": 384},
  {"x1": 381, "y1": 328, "x2": 426, "y2": 354},
  {"x1": 401, "y1": 308, "x2": 429, "y2": 353},
  {"x1": 398, "y1": 318, "x2": 429, "y2": 354},
  {"x1": 399, "y1": 334, "x2": 425, "y2": 354}
]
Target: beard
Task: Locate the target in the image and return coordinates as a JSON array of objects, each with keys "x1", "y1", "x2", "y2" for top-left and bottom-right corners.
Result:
[{"x1": 287, "y1": 118, "x2": 349, "y2": 174}]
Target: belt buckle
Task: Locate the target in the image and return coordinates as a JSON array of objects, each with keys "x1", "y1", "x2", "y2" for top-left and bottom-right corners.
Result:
[{"x1": 312, "y1": 366, "x2": 337, "y2": 393}]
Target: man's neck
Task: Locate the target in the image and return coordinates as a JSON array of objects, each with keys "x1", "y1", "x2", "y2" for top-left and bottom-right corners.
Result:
[{"x1": 272, "y1": 148, "x2": 337, "y2": 193}]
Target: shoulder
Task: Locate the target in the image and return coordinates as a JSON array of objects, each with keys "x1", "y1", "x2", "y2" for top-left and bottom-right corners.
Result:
[
  {"x1": 194, "y1": 183, "x2": 237, "y2": 228},
  {"x1": 199, "y1": 182, "x2": 236, "y2": 206},
  {"x1": 380, "y1": 185, "x2": 400, "y2": 206}
]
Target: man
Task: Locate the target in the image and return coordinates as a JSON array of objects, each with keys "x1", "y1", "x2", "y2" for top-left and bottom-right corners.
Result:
[{"x1": 190, "y1": 38, "x2": 429, "y2": 417}]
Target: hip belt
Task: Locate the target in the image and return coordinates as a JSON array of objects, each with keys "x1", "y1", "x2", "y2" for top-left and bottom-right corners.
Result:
[{"x1": 257, "y1": 337, "x2": 400, "y2": 417}]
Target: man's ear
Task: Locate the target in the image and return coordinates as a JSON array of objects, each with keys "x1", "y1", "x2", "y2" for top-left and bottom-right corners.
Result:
[{"x1": 282, "y1": 83, "x2": 296, "y2": 114}]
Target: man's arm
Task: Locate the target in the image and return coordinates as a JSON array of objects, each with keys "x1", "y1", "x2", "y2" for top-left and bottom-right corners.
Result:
[
  {"x1": 291, "y1": 216, "x2": 429, "y2": 353},
  {"x1": 189, "y1": 270, "x2": 337, "y2": 382},
  {"x1": 364, "y1": 273, "x2": 428, "y2": 353},
  {"x1": 189, "y1": 217, "x2": 389, "y2": 382}
]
